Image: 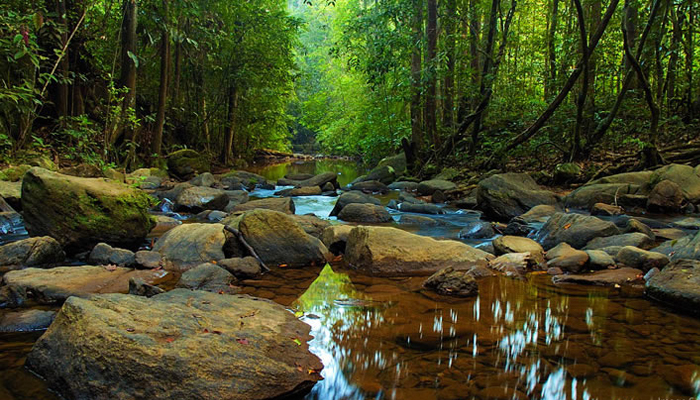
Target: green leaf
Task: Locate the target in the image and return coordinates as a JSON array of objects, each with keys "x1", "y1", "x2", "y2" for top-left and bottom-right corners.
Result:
[
  {"x1": 127, "y1": 51, "x2": 139, "y2": 68},
  {"x1": 13, "y1": 50, "x2": 26, "y2": 60}
]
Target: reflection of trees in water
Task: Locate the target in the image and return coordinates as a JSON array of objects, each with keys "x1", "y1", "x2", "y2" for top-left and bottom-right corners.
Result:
[{"x1": 248, "y1": 159, "x2": 364, "y2": 187}]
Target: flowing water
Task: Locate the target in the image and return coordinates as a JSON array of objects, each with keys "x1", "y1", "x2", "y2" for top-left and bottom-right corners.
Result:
[{"x1": 1, "y1": 159, "x2": 699, "y2": 400}]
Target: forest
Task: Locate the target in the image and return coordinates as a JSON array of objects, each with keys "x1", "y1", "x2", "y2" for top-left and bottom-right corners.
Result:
[{"x1": 1, "y1": 0, "x2": 698, "y2": 174}]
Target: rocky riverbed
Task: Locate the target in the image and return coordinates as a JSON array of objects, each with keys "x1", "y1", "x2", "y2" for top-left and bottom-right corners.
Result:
[{"x1": 1, "y1": 152, "x2": 699, "y2": 399}]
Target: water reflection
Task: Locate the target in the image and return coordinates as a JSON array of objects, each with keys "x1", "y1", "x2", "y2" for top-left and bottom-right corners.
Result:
[{"x1": 248, "y1": 159, "x2": 365, "y2": 187}]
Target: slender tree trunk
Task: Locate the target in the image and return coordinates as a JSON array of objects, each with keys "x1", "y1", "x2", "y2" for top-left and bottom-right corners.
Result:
[
  {"x1": 409, "y1": 0, "x2": 423, "y2": 164},
  {"x1": 223, "y1": 85, "x2": 238, "y2": 165},
  {"x1": 425, "y1": 0, "x2": 438, "y2": 147},
  {"x1": 457, "y1": 0, "x2": 481, "y2": 121},
  {"x1": 685, "y1": 0, "x2": 694, "y2": 120},
  {"x1": 666, "y1": 5, "x2": 680, "y2": 105},
  {"x1": 115, "y1": 0, "x2": 138, "y2": 148},
  {"x1": 173, "y1": 40, "x2": 182, "y2": 105},
  {"x1": 571, "y1": 0, "x2": 588, "y2": 161},
  {"x1": 56, "y1": 0, "x2": 69, "y2": 119},
  {"x1": 546, "y1": 0, "x2": 560, "y2": 99},
  {"x1": 443, "y1": 0, "x2": 456, "y2": 131},
  {"x1": 470, "y1": 0, "x2": 499, "y2": 154},
  {"x1": 152, "y1": 0, "x2": 170, "y2": 157}
]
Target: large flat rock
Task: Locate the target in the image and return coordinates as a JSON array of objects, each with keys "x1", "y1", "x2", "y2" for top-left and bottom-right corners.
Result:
[
  {"x1": 26, "y1": 289, "x2": 322, "y2": 400},
  {"x1": 552, "y1": 267, "x2": 643, "y2": 286},
  {"x1": 646, "y1": 259, "x2": 700, "y2": 314}
]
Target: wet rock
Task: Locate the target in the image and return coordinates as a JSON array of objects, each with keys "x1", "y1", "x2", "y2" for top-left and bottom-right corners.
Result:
[
  {"x1": 673, "y1": 217, "x2": 700, "y2": 230},
  {"x1": 321, "y1": 182, "x2": 335, "y2": 192},
  {"x1": 230, "y1": 197, "x2": 295, "y2": 215},
  {"x1": 391, "y1": 202, "x2": 443, "y2": 215},
  {"x1": 321, "y1": 225, "x2": 354, "y2": 255},
  {"x1": 458, "y1": 221, "x2": 495, "y2": 239},
  {"x1": 155, "y1": 182, "x2": 193, "y2": 201},
  {"x1": 345, "y1": 226, "x2": 491, "y2": 276},
  {"x1": 492, "y1": 236, "x2": 545, "y2": 268},
  {"x1": 566, "y1": 364, "x2": 598, "y2": 379},
  {"x1": 21, "y1": 168, "x2": 155, "y2": 252},
  {"x1": 377, "y1": 152, "x2": 406, "y2": 174},
  {"x1": 596, "y1": 246, "x2": 624, "y2": 256},
  {"x1": 291, "y1": 214, "x2": 331, "y2": 239},
  {"x1": 1, "y1": 266, "x2": 168, "y2": 307},
  {"x1": 88, "y1": 243, "x2": 136, "y2": 267},
  {"x1": 350, "y1": 180, "x2": 389, "y2": 193},
  {"x1": 0, "y1": 309, "x2": 56, "y2": 332},
  {"x1": 651, "y1": 163, "x2": 700, "y2": 203},
  {"x1": 153, "y1": 223, "x2": 227, "y2": 271},
  {"x1": 363, "y1": 165, "x2": 396, "y2": 185},
  {"x1": 189, "y1": 172, "x2": 216, "y2": 187},
  {"x1": 218, "y1": 257, "x2": 261, "y2": 279},
  {"x1": 431, "y1": 189, "x2": 445, "y2": 203},
  {"x1": 535, "y1": 212, "x2": 620, "y2": 250},
  {"x1": 565, "y1": 183, "x2": 646, "y2": 210},
  {"x1": 423, "y1": 266, "x2": 479, "y2": 297},
  {"x1": 516, "y1": 204, "x2": 557, "y2": 224},
  {"x1": 177, "y1": 263, "x2": 237, "y2": 293},
  {"x1": 338, "y1": 203, "x2": 392, "y2": 223},
  {"x1": 646, "y1": 259, "x2": 700, "y2": 314},
  {"x1": 399, "y1": 215, "x2": 444, "y2": 226},
  {"x1": 546, "y1": 243, "x2": 589, "y2": 273},
  {"x1": 399, "y1": 192, "x2": 425, "y2": 204},
  {"x1": 25, "y1": 289, "x2": 323, "y2": 400},
  {"x1": 297, "y1": 172, "x2": 338, "y2": 189},
  {"x1": 285, "y1": 173, "x2": 314, "y2": 181},
  {"x1": 329, "y1": 191, "x2": 380, "y2": 217},
  {"x1": 223, "y1": 190, "x2": 249, "y2": 211},
  {"x1": 417, "y1": 179, "x2": 457, "y2": 196},
  {"x1": 647, "y1": 179, "x2": 684, "y2": 212},
  {"x1": 618, "y1": 194, "x2": 649, "y2": 209},
  {"x1": 585, "y1": 250, "x2": 616, "y2": 269},
  {"x1": 139, "y1": 175, "x2": 163, "y2": 189},
  {"x1": 584, "y1": 232, "x2": 654, "y2": 250},
  {"x1": 275, "y1": 186, "x2": 323, "y2": 197},
  {"x1": 552, "y1": 267, "x2": 643, "y2": 286},
  {"x1": 553, "y1": 163, "x2": 581, "y2": 183},
  {"x1": 0, "y1": 181, "x2": 21, "y2": 209},
  {"x1": 128, "y1": 277, "x2": 164, "y2": 297},
  {"x1": 615, "y1": 246, "x2": 669, "y2": 272},
  {"x1": 196, "y1": 210, "x2": 227, "y2": 222},
  {"x1": 624, "y1": 218, "x2": 655, "y2": 240},
  {"x1": 175, "y1": 186, "x2": 228, "y2": 212},
  {"x1": 654, "y1": 228, "x2": 688, "y2": 241},
  {"x1": 388, "y1": 181, "x2": 419, "y2": 191},
  {"x1": 0, "y1": 236, "x2": 65, "y2": 267},
  {"x1": 453, "y1": 196, "x2": 478, "y2": 209},
  {"x1": 488, "y1": 253, "x2": 530, "y2": 278},
  {"x1": 503, "y1": 220, "x2": 533, "y2": 236},
  {"x1": 591, "y1": 202, "x2": 624, "y2": 216},
  {"x1": 60, "y1": 163, "x2": 103, "y2": 178},
  {"x1": 237, "y1": 210, "x2": 328, "y2": 268},
  {"x1": 222, "y1": 171, "x2": 267, "y2": 188},
  {"x1": 477, "y1": 173, "x2": 558, "y2": 221},
  {"x1": 166, "y1": 149, "x2": 210, "y2": 180},
  {"x1": 150, "y1": 215, "x2": 182, "y2": 236}
]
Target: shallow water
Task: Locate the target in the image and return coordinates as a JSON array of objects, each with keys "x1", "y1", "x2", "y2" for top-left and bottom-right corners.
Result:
[{"x1": 1, "y1": 159, "x2": 699, "y2": 400}]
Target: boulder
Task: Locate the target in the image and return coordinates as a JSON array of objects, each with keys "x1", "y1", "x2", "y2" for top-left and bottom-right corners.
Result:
[
  {"x1": 329, "y1": 191, "x2": 380, "y2": 217},
  {"x1": 237, "y1": 210, "x2": 328, "y2": 268},
  {"x1": 153, "y1": 223, "x2": 227, "y2": 271},
  {"x1": 458, "y1": 221, "x2": 495, "y2": 239},
  {"x1": 645, "y1": 259, "x2": 700, "y2": 314},
  {"x1": 565, "y1": 183, "x2": 645, "y2": 210},
  {"x1": 285, "y1": 173, "x2": 314, "y2": 181},
  {"x1": 552, "y1": 267, "x2": 644, "y2": 286},
  {"x1": 337, "y1": 203, "x2": 392, "y2": 223},
  {"x1": 585, "y1": 250, "x2": 616, "y2": 270},
  {"x1": 218, "y1": 257, "x2": 261, "y2": 279},
  {"x1": 535, "y1": 212, "x2": 620, "y2": 250},
  {"x1": 651, "y1": 164, "x2": 700, "y2": 203},
  {"x1": 134, "y1": 250, "x2": 162, "y2": 269},
  {"x1": 615, "y1": 246, "x2": 669, "y2": 272},
  {"x1": 275, "y1": 186, "x2": 322, "y2": 197},
  {"x1": 297, "y1": 172, "x2": 338, "y2": 189},
  {"x1": 388, "y1": 181, "x2": 419, "y2": 191},
  {"x1": 0, "y1": 164, "x2": 31, "y2": 182},
  {"x1": 196, "y1": 210, "x2": 227, "y2": 222},
  {"x1": 230, "y1": 197, "x2": 295, "y2": 215},
  {"x1": 377, "y1": 153, "x2": 407, "y2": 174},
  {"x1": 493, "y1": 236, "x2": 544, "y2": 257},
  {"x1": 654, "y1": 230, "x2": 700, "y2": 261},
  {"x1": 584, "y1": 233, "x2": 654, "y2": 250},
  {"x1": 350, "y1": 180, "x2": 389, "y2": 193},
  {"x1": 363, "y1": 165, "x2": 396, "y2": 185},
  {"x1": 0, "y1": 236, "x2": 64, "y2": 267},
  {"x1": 516, "y1": 204, "x2": 557, "y2": 224},
  {"x1": 291, "y1": 214, "x2": 331, "y2": 239},
  {"x1": 21, "y1": 168, "x2": 155, "y2": 252},
  {"x1": 590, "y1": 203, "x2": 624, "y2": 216},
  {"x1": 189, "y1": 172, "x2": 217, "y2": 187},
  {"x1": 624, "y1": 218, "x2": 655, "y2": 240},
  {"x1": 166, "y1": 149, "x2": 210, "y2": 180},
  {"x1": 417, "y1": 179, "x2": 457, "y2": 196},
  {"x1": 553, "y1": 163, "x2": 581, "y2": 183},
  {"x1": 0, "y1": 180, "x2": 22, "y2": 209},
  {"x1": 423, "y1": 267, "x2": 479, "y2": 297},
  {"x1": 477, "y1": 173, "x2": 558, "y2": 221},
  {"x1": 647, "y1": 179, "x2": 684, "y2": 212},
  {"x1": 25, "y1": 289, "x2": 322, "y2": 400},
  {"x1": 225, "y1": 190, "x2": 249, "y2": 205},
  {"x1": 398, "y1": 215, "x2": 445, "y2": 226},
  {"x1": 128, "y1": 277, "x2": 164, "y2": 297},
  {"x1": 59, "y1": 163, "x2": 103, "y2": 178},
  {"x1": 488, "y1": 253, "x2": 531, "y2": 278},
  {"x1": 1, "y1": 266, "x2": 169, "y2": 307},
  {"x1": 175, "y1": 186, "x2": 228, "y2": 212},
  {"x1": 177, "y1": 263, "x2": 237, "y2": 293},
  {"x1": 345, "y1": 226, "x2": 491, "y2": 276},
  {"x1": 88, "y1": 243, "x2": 136, "y2": 267},
  {"x1": 321, "y1": 225, "x2": 354, "y2": 255},
  {"x1": 390, "y1": 202, "x2": 443, "y2": 215},
  {"x1": 0, "y1": 309, "x2": 56, "y2": 332},
  {"x1": 546, "y1": 243, "x2": 589, "y2": 273}
]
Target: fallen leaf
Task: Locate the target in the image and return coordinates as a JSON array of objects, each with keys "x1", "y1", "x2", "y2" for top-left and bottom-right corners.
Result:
[
  {"x1": 294, "y1": 310, "x2": 304, "y2": 318},
  {"x1": 202, "y1": 301, "x2": 211, "y2": 305},
  {"x1": 165, "y1": 337, "x2": 175, "y2": 343},
  {"x1": 236, "y1": 338, "x2": 249, "y2": 345},
  {"x1": 211, "y1": 260, "x2": 217, "y2": 264},
  {"x1": 292, "y1": 338, "x2": 302, "y2": 346},
  {"x1": 279, "y1": 264, "x2": 289, "y2": 268},
  {"x1": 563, "y1": 223, "x2": 572, "y2": 230},
  {"x1": 212, "y1": 330, "x2": 223, "y2": 335},
  {"x1": 203, "y1": 328, "x2": 210, "y2": 333}
]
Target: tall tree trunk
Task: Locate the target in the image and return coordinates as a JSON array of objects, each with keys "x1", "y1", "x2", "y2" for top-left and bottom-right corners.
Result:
[
  {"x1": 666, "y1": 4, "x2": 681, "y2": 107},
  {"x1": 583, "y1": 0, "x2": 601, "y2": 140},
  {"x1": 571, "y1": 0, "x2": 588, "y2": 161},
  {"x1": 223, "y1": 85, "x2": 238, "y2": 165},
  {"x1": 409, "y1": 0, "x2": 423, "y2": 167},
  {"x1": 425, "y1": 0, "x2": 438, "y2": 147},
  {"x1": 685, "y1": 0, "x2": 694, "y2": 120},
  {"x1": 115, "y1": 0, "x2": 138, "y2": 148},
  {"x1": 624, "y1": 0, "x2": 639, "y2": 87},
  {"x1": 457, "y1": 0, "x2": 481, "y2": 121},
  {"x1": 56, "y1": 0, "x2": 69, "y2": 119},
  {"x1": 152, "y1": 0, "x2": 170, "y2": 157},
  {"x1": 545, "y1": 0, "x2": 560, "y2": 100},
  {"x1": 173, "y1": 40, "x2": 182, "y2": 105},
  {"x1": 443, "y1": 0, "x2": 456, "y2": 131}
]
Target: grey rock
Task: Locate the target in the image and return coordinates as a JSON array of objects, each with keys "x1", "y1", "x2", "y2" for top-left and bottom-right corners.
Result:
[
  {"x1": 458, "y1": 221, "x2": 496, "y2": 239},
  {"x1": 175, "y1": 186, "x2": 228, "y2": 212},
  {"x1": 88, "y1": 243, "x2": 136, "y2": 266},
  {"x1": 423, "y1": 267, "x2": 479, "y2": 297},
  {"x1": 218, "y1": 257, "x2": 261, "y2": 279},
  {"x1": 0, "y1": 236, "x2": 65, "y2": 267},
  {"x1": 0, "y1": 309, "x2": 56, "y2": 332},
  {"x1": 417, "y1": 179, "x2": 457, "y2": 196},
  {"x1": 546, "y1": 243, "x2": 589, "y2": 273},
  {"x1": 329, "y1": 191, "x2": 380, "y2": 217},
  {"x1": 477, "y1": 173, "x2": 558, "y2": 222},
  {"x1": 585, "y1": 250, "x2": 616, "y2": 270},
  {"x1": 338, "y1": 203, "x2": 392, "y2": 223},
  {"x1": 584, "y1": 233, "x2": 654, "y2": 251},
  {"x1": 616, "y1": 246, "x2": 669, "y2": 272},
  {"x1": 177, "y1": 263, "x2": 237, "y2": 293},
  {"x1": 535, "y1": 212, "x2": 620, "y2": 250},
  {"x1": 128, "y1": 277, "x2": 164, "y2": 297},
  {"x1": 645, "y1": 259, "x2": 700, "y2": 314}
]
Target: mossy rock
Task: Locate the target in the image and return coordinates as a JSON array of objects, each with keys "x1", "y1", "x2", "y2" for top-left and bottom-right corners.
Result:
[
  {"x1": 166, "y1": 149, "x2": 209, "y2": 180},
  {"x1": 553, "y1": 163, "x2": 582, "y2": 183},
  {"x1": 21, "y1": 168, "x2": 156, "y2": 253},
  {"x1": 377, "y1": 153, "x2": 407, "y2": 174},
  {"x1": 16, "y1": 151, "x2": 57, "y2": 171},
  {"x1": 0, "y1": 165, "x2": 31, "y2": 182}
]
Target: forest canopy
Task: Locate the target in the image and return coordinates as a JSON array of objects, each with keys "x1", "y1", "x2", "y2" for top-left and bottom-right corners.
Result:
[{"x1": 1, "y1": 0, "x2": 698, "y2": 172}]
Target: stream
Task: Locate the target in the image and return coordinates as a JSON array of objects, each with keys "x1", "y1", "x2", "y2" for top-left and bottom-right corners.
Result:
[{"x1": 1, "y1": 159, "x2": 699, "y2": 400}]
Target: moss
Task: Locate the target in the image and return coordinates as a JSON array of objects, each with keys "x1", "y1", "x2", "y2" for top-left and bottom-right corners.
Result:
[{"x1": 0, "y1": 165, "x2": 31, "y2": 182}]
